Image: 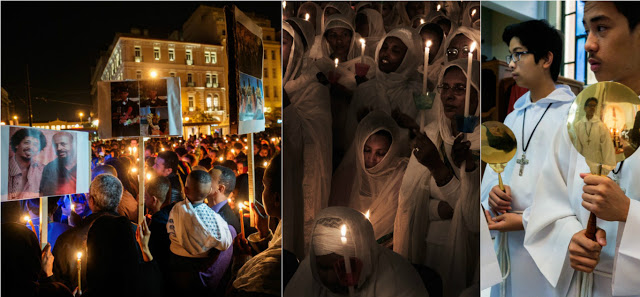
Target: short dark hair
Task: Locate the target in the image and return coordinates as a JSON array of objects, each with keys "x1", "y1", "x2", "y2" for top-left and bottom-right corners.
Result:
[
  {"x1": 174, "y1": 147, "x2": 187, "y2": 157},
  {"x1": 145, "y1": 144, "x2": 155, "y2": 155},
  {"x1": 420, "y1": 23, "x2": 444, "y2": 45},
  {"x1": 92, "y1": 165, "x2": 117, "y2": 181},
  {"x1": 502, "y1": 20, "x2": 563, "y2": 81},
  {"x1": 213, "y1": 165, "x2": 236, "y2": 195},
  {"x1": 147, "y1": 176, "x2": 170, "y2": 204},
  {"x1": 222, "y1": 160, "x2": 238, "y2": 172},
  {"x1": 264, "y1": 153, "x2": 281, "y2": 194},
  {"x1": 10, "y1": 128, "x2": 47, "y2": 153},
  {"x1": 584, "y1": 97, "x2": 598, "y2": 107},
  {"x1": 198, "y1": 158, "x2": 212, "y2": 171},
  {"x1": 157, "y1": 151, "x2": 179, "y2": 173},
  {"x1": 233, "y1": 142, "x2": 244, "y2": 150},
  {"x1": 188, "y1": 169, "x2": 212, "y2": 185},
  {"x1": 612, "y1": 2, "x2": 640, "y2": 31}
]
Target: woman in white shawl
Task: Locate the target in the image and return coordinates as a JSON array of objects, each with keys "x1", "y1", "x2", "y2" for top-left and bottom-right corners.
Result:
[
  {"x1": 461, "y1": 2, "x2": 480, "y2": 29},
  {"x1": 344, "y1": 111, "x2": 409, "y2": 243},
  {"x1": 443, "y1": 26, "x2": 481, "y2": 62},
  {"x1": 284, "y1": 206, "x2": 428, "y2": 297},
  {"x1": 282, "y1": 20, "x2": 333, "y2": 260},
  {"x1": 297, "y1": 2, "x2": 323, "y2": 36},
  {"x1": 355, "y1": 8, "x2": 386, "y2": 59},
  {"x1": 416, "y1": 22, "x2": 446, "y2": 92},
  {"x1": 394, "y1": 59, "x2": 481, "y2": 297},
  {"x1": 314, "y1": 14, "x2": 376, "y2": 91},
  {"x1": 309, "y1": 2, "x2": 355, "y2": 60}
]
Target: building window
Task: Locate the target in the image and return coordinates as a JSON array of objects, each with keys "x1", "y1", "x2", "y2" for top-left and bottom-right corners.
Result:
[
  {"x1": 264, "y1": 50, "x2": 267, "y2": 60},
  {"x1": 206, "y1": 94, "x2": 213, "y2": 111},
  {"x1": 154, "y1": 47, "x2": 160, "y2": 60},
  {"x1": 205, "y1": 52, "x2": 211, "y2": 63},
  {"x1": 134, "y1": 46, "x2": 142, "y2": 62},
  {"x1": 273, "y1": 86, "x2": 278, "y2": 99},
  {"x1": 213, "y1": 94, "x2": 220, "y2": 110},
  {"x1": 212, "y1": 74, "x2": 218, "y2": 87},
  {"x1": 222, "y1": 30, "x2": 225, "y2": 35},
  {"x1": 211, "y1": 52, "x2": 217, "y2": 64},
  {"x1": 188, "y1": 96, "x2": 194, "y2": 111},
  {"x1": 170, "y1": 72, "x2": 176, "y2": 77},
  {"x1": 271, "y1": 50, "x2": 276, "y2": 60},
  {"x1": 264, "y1": 68, "x2": 268, "y2": 78},
  {"x1": 136, "y1": 70, "x2": 142, "y2": 79},
  {"x1": 169, "y1": 49, "x2": 175, "y2": 61},
  {"x1": 187, "y1": 73, "x2": 193, "y2": 83},
  {"x1": 272, "y1": 68, "x2": 276, "y2": 78},
  {"x1": 265, "y1": 87, "x2": 269, "y2": 98},
  {"x1": 266, "y1": 35, "x2": 272, "y2": 41},
  {"x1": 206, "y1": 74, "x2": 212, "y2": 87},
  {"x1": 186, "y1": 50, "x2": 193, "y2": 65}
]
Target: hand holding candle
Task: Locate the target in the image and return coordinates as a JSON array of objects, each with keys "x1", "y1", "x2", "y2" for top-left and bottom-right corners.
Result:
[
  {"x1": 464, "y1": 41, "x2": 477, "y2": 117},
  {"x1": 340, "y1": 224, "x2": 355, "y2": 297},
  {"x1": 77, "y1": 251, "x2": 83, "y2": 293},
  {"x1": 24, "y1": 215, "x2": 37, "y2": 237}
]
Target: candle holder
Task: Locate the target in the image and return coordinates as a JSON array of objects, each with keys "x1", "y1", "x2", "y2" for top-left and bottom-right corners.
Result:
[
  {"x1": 354, "y1": 63, "x2": 370, "y2": 78},
  {"x1": 414, "y1": 92, "x2": 436, "y2": 110},
  {"x1": 455, "y1": 115, "x2": 479, "y2": 133}
]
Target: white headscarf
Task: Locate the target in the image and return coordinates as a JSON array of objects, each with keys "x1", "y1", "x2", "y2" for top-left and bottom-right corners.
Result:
[
  {"x1": 350, "y1": 111, "x2": 409, "y2": 239},
  {"x1": 358, "y1": 8, "x2": 386, "y2": 58},
  {"x1": 354, "y1": 1, "x2": 372, "y2": 13},
  {"x1": 321, "y1": 14, "x2": 361, "y2": 61},
  {"x1": 442, "y1": 26, "x2": 481, "y2": 63},
  {"x1": 321, "y1": 2, "x2": 355, "y2": 32},
  {"x1": 285, "y1": 207, "x2": 428, "y2": 297},
  {"x1": 283, "y1": 21, "x2": 305, "y2": 86},
  {"x1": 461, "y1": 2, "x2": 480, "y2": 29},
  {"x1": 415, "y1": 22, "x2": 447, "y2": 88},
  {"x1": 298, "y1": 2, "x2": 323, "y2": 36}
]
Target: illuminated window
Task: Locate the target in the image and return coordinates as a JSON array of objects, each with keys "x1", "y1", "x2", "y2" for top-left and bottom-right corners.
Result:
[
  {"x1": 264, "y1": 68, "x2": 268, "y2": 78},
  {"x1": 205, "y1": 52, "x2": 211, "y2": 63},
  {"x1": 136, "y1": 70, "x2": 142, "y2": 79},
  {"x1": 186, "y1": 50, "x2": 193, "y2": 65},
  {"x1": 206, "y1": 74, "x2": 212, "y2": 87},
  {"x1": 563, "y1": 0, "x2": 596, "y2": 85},
  {"x1": 187, "y1": 73, "x2": 193, "y2": 83},
  {"x1": 188, "y1": 96, "x2": 194, "y2": 111},
  {"x1": 271, "y1": 50, "x2": 276, "y2": 60},
  {"x1": 154, "y1": 47, "x2": 160, "y2": 60},
  {"x1": 265, "y1": 87, "x2": 269, "y2": 98},
  {"x1": 134, "y1": 47, "x2": 142, "y2": 62},
  {"x1": 212, "y1": 74, "x2": 218, "y2": 87},
  {"x1": 213, "y1": 94, "x2": 220, "y2": 110},
  {"x1": 170, "y1": 72, "x2": 176, "y2": 77},
  {"x1": 206, "y1": 94, "x2": 213, "y2": 111},
  {"x1": 169, "y1": 48, "x2": 175, "y2": 61},
  {"x1": 211, "y1": 52, "x2": 217, "y2": 64}
]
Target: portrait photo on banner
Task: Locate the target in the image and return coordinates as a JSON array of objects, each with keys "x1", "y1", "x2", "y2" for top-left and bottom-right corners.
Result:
[{"x1": 0, "y1": 126, "x2": 90, "y2": 201}]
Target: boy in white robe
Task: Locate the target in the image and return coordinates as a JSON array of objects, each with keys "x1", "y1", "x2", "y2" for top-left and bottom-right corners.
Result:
[
  {"x1": 524, "y1": 2, "x2": 640, "y2": 296},
  {"x1": 480, "y1": 20, "x2": 574, "y2": 297}
]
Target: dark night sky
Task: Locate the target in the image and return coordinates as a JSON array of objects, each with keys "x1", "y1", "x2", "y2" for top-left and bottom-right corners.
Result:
[{"x1": 1, "y1": 1, "x2": 281, "y2": 123}]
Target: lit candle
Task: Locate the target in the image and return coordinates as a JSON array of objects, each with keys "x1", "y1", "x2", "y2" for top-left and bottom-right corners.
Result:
[
  {"x1": 464, "y1": 41, "x2": 477, "y2": 117},
  {"x1": 131, "y1": 167, "x2": 137, "y2": 173},
  {"x1": 133, "y1": 146, "x2": 137, "y2": 154},
  {"x1": 423, "y1": 40, "x2": 432, "y2": 94},
  {"x1": 231, "y1": 149, "x2": 235, "y2": 154},
  {"x1": 340, "y1": 224, "x2": 355, "y2": 296},
  {"x1": 334, "y1": 58, "x2": 339, "y2": 69},
  {"x1": 77, "y1": 252, "x2": 82, "y2": 293},
  {"x1": 437, "y1": 4, "x2": 441, "y2": 11},
  {"x1": 219, "y1": 157, "x2": 224, "y2": 162},
  {"x1": 365, "y1": 210, "x2": 370, "y2": 220},
  {"x1": 238, "y1": 204, "x2": 245, "y2": 238},
  {"x1": 305, "y1": 13, "x2": 310, "y2": 21},
  {"x1": 245, "y1": 146, "x2": 248, "y2": 150},
  {"x1": 271, "y1": 138, "x2": 276, "y2": 142},
  {"x1": 420, "y1": 18, "x2": 425, "y2": 25},
  {"x1": 128, "y1": 147, "x2": 132, "y2": 154},
  {"x1": 146, "y1": 173, "x2": 152, "y2": 180},
  {"x1": 161, "y1": 147, "x2": 165, "y2": 152},
  {"x1": 359, "y1": 38, "x2": 366, "y2": 64},
  {"x1": 471, "y1": 9, "x2": 477, "y2": 18},
  {"x1": 282, "y1": 1, "x2": 286, "y2": 9},
  {"x1": 24, "y1": 215, "x2": 37, "y2": 237},
  {"x1": 263, "y1": 161, "x2": 268, "y2": 167}
]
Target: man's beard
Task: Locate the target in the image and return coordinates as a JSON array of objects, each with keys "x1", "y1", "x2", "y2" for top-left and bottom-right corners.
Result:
[{"x1": 18, "y1": 155, "x2": 33, "y2": 163}]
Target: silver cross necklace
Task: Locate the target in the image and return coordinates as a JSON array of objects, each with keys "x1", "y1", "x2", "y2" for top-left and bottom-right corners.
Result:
[{"x1": 517, "y1": 103, "x2": 553, "y2": 176}]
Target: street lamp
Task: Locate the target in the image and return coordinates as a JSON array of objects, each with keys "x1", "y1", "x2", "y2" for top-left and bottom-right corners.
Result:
[
  {"x1": 79, "y1": 112, "x2": 84, "y2": 124},
  {"x1": 150, "y1": 71, "x2": 158, "y2": 78}
]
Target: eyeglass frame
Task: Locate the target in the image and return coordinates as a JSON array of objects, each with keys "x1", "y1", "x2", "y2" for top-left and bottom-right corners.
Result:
[
  {"x1": 506, "y1": 51, "x2": 532, "y2": 64},
  {"x1": 436, "y1": 83, "x2": 467, "y2": 96},
  {"x1": 446, "y1": 45, "x2": 471, "y2": 58}
]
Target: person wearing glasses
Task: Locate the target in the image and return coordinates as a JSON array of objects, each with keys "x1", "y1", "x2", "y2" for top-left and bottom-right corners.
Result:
[
  {"x1": 443, "y1": 26, "x2": 480, "y2": 62},
  {"x1": 394, "y1": 58, "x2": 480, "y2": 297},
  {"x1": 525, "y1": 2, "x2": 640, "y2": 296},
  {"x1": 479, "y1": 19, "x2": 575, "y2": 297}
]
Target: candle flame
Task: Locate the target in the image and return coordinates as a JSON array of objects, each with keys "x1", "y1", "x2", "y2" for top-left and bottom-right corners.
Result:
[
  {"x1": 228, "y1": 198, "x2": 232, "y2": 203},
  {"x1": 238, "y1": 203, "x2": 243, "y2": 210},
  {"x1": 471, "y1": 9, "x2": 477, "y2": 17},
  {"x1": 243, "y1": 201, "x2": 249, "y2": 206},
  {"x1": 131, "y1": 167, "x2": 137, "y2": 173},
  {"x1": 161, "y1": 147, "x2": 165, "y2": 152},
  {"x1": 420, "y1": 19, "x2": 425, "y2": 24},
  {"x1": 231, "y1": 149, "x2": 235, "y2": 154},
  {"x1": 77, "y1": 252, "x2": 82, "y2": 260},
  {"x1": 282, "y1": 1, "x2": 286, "y2": 9},
  {"x1": 437, "y1": 4, "x2": 441, "y2": 11},
  {"x1": 271, "y1": 138, "x2": 276, "y2": 142},
  {"x1": 340, "y1": 224, "x2": 347, "y2": 236},
  {"x1": 245, "y1": 146, "x2": 248, "y2": 150},
  {"x1": 470, "y1": 41, "x2": 477, "y2": 53},
  {"x1": 305, "y1": 13, "x2": 310, "y2": 21},
  {"x1": 360, "y1": 38, "x2": 365, "y2": 46},
  {"x1": 426, "y1": 40, "x2": 432, "y2": 48},
  {"x1": 146, "y1": 173, "x2": 152, "y2": 180},
  {"x1": 365, "y1": 210, "x2": 370, "y2": 219},
  {"x1": 264, "y1": 161, "x2": 268, "y2": 167},
  {"x1": 23, "y1": 215, "x2": 30, "y2": 222},
  {"x1": 219, "y1": 157, "x2": 224, "y2": 161},
  {"x1": 71, "y1": 204, "x2": 75, "y2": 212},
  {"x1": 334, "y1": 58, "x2": 339, "y2": 67}
]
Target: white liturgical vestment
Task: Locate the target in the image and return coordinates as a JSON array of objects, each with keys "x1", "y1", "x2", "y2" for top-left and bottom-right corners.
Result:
[
  {"x1": 525, "y1": 97, "x2": 640, "y2": 297},
  {"x1": 480, "y1": 85, "x2": 576, "y2": 297}
]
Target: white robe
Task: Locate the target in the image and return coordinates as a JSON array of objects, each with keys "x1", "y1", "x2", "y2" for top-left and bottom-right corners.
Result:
[
  {"x1": 480, "y1": 85, "x2": 576, "y2": 297},
  {"x1": 524, "y1": 99, "x2": 640, "y2": 297}
]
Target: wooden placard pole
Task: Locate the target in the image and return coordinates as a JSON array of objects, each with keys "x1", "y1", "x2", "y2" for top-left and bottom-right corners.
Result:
[
  {"x1": 39, "y1": 196, "x2": 48, "y2": 248},
  {"x1": 138, "y1": 136, "x2": 145, "y2": 224},
  {"x1": 247, "y1": 133, "x2": 255, "y2": 227}
]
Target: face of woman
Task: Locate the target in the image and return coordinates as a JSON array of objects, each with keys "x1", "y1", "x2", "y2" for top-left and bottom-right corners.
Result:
[
  {"x1": 315, "y1": 253, "x2": 348, "y2": 294},
  {"x1": 355, "y1": 13, "x2": 369, "y2": 38},
  {"x1": 447, "y1": 34, "x2": 478, "y2": 61},
  {"x1": 364, "y1": 133, "x2": 391, "y2": 168},
  {"x1": 326, "y1": 28, "x2": 352, "y2": 60},
  {"x1": 282, "y1": 30, "x2": 293, "y2": 75},
  {"x1": 378, "y1": 36, "x2": 408, "y2": 73},
  {"x1": 420, "y1": 29, "x2": 442, "y2": 64},
  {"x1": 441, "y1": 67, "x2": 478, "y2": 120}
]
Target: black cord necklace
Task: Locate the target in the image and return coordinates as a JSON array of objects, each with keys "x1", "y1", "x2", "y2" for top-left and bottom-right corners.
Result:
[{"x1": 516, "y1": 103, "x2": 553, "y2": 176}]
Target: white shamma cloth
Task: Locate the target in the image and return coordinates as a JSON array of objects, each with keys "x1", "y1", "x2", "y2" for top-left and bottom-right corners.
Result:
[{"x1": 285, "y1": 207, "x2": 428, "y2": 297}]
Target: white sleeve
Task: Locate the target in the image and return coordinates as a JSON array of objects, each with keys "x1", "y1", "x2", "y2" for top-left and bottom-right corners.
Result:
[
  {"x1": 612, "y1": 199, "x2": 640, "y2": 296},
  {"x1": 524, "y1": 125, "x2": 583, "y2": 295}
]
